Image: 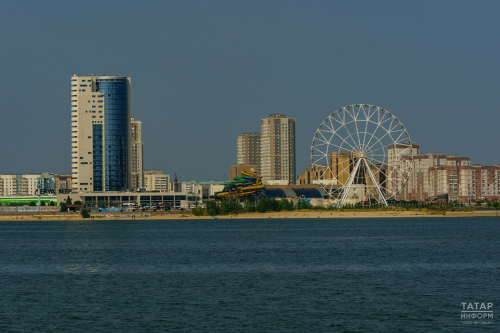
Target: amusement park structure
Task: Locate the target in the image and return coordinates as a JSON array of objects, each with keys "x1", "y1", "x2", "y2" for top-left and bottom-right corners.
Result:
[
  {"x1": 310, "y1": 104, "x2": 416, "y2": 207},
  {"x1": 216, "y1": 171, "x2": 265, "y2": 200}
]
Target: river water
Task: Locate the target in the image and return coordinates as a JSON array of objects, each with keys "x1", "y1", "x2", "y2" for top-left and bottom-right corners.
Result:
[{"x1": 0, "y1": 218, "x2": 498, "y2": 332}]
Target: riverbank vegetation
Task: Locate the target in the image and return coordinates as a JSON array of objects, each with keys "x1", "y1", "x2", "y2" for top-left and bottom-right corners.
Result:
[{"x1": 191, "y1": 198, "x2": 500, "y2": 216}]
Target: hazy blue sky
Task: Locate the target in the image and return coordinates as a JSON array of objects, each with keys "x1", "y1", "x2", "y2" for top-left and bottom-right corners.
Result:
[{"x1": 0, "y1": 0, "x2": 499, "y2": 181}]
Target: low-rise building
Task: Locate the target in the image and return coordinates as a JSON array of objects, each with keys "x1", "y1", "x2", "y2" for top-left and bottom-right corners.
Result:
[
  {"x1": 144, "y1": 170, "x2": 170, "y2": 192},
  {"x1": 56, "y1": 191, "x2": 200, "y2": 208},
  {"x1": 182, "y1": 181, "x2": 225, "y2": 201}
]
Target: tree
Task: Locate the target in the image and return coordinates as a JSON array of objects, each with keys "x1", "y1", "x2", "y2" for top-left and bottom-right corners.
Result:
[
  {"x1": 80, "y1": 207, "x2": 90, "y2": 218},
  {"x1": 65, "y1": 195, "x2": 72, "y2": 206},
  {"x1": 246, "y1": 203, "x2": 256, "y2": 213},
  {"x1": 220, "y1": 201, "x2": 229, "y2": 215},
  {"x1": 49, "y1": 201, "x2": 55, "y2": 206},
  {"x1": 256, "y1": 198, "x2": 269, "y2": 213},
  {"x1": 205, "y1": 200, "x2": 218, "y2": 216},
  {"x1": 40, "y1": 201, "x2": 46, "y2": 206},
  {"x1": 29, "y1": 201, "x2": 36, "y2": 206},
  {"x1": 280, "y1": 198, "x2": 294, "y2": 211},
  {"x1": 192, "y1": 207, "x2": 204, "y2": 216},
  {"x1": 60, "y1": 203, "x2": 67, "y2": 212},
  {"x1": 74, "y1": 201, "x2": 82, "y2": 205}
]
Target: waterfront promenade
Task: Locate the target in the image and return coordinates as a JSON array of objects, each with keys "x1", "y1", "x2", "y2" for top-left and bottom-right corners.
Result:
[{"x1": 0, "y1": 209, "x2": 499, "y2": 221}]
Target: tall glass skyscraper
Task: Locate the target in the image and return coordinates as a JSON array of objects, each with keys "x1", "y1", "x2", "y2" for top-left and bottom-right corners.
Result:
[{"x1": 71, "y1": 75, "x2": 131, "y2": 192}]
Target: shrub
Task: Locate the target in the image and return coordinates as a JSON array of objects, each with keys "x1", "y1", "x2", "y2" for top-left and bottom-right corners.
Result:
[
  {"x1": 80, "y1": 207, "x2": 90, "y2": 218},
  {"x1": 192, "y1": 207, "x2": 204, "y2": 216},
  {"x1": 60, "y1": 203, "x2": 67, "y2": 212},
  {"x1": 246, "y1": 203, "x2": 256, "y2": 213},
  {"x1": 205, "y1": 200, "x2": 219, "y2": 216}
]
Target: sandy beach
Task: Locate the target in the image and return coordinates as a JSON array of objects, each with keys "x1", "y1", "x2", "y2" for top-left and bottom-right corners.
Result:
[{"x1": 1, "y1": 210, "x2": 498, "y2": 221}]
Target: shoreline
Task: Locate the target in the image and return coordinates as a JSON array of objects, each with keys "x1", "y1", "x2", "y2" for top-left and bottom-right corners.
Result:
[{"x1": 0, "y1": 210, "x2": 499, "y2": 221}]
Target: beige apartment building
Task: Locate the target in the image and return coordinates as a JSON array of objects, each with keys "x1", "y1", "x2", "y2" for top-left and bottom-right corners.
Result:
[
  {"x1": 399, "y1": 152, "x2": 471, "y2": 201},
  {"x1": 144, "y1": 170, "x2": 170, "y2": 192},
  {"x1": 260, "y1": 114, "x2": 296, "y2": 185},
  {"x1": 229, "y1": 165, "x2": 259, "y2": 181},
  {"x1": 56, "y1": 174, "x2": 72, "y2": 191},
  {"x1": 386, "y1": 144, "x2": 421, "y2": 199},
  {"x1": 130, "y1": 117, "x2": 144, "y2": 190},
  {"x1": 237, "y1": 133, "x2": 261, "y2": 172},
  {"x1": 0, "y1": 174, "x2": 72, "y2": 196},
  {"x1": 71, "y1": 75, "x2": 131, "y2": 193}
]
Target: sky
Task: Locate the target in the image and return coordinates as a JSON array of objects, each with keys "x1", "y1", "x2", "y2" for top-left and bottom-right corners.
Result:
[{"x1": 0, "y1": 0, "x2": 499, "y2": 181}]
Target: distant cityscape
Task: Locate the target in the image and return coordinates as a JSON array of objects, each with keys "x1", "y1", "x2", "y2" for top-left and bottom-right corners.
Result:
[{"x1": 0, "y1": 75, "x2": 499, "y2": 208}]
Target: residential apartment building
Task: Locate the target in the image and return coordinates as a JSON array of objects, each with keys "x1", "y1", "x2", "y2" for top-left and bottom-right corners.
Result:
[
  {"x1": 56, "y1": 174, "x2": 72, "y2": 191},
  {"x1": 425, "y1": 164, "x2": 500, "y2": 203},
  {"x1": 0, "y1": 173, "x2": 72, "y2": 196},
  {"x1": 71, "y1": 75, "x2": 131, "y2": 193},
  {"x1": 260, "y1": 114, "x2": 296, "y2": 185},
  {"x1": 144, "y1": 170, "x2": 170, "y2": 192},
  {"x1": 387, "y1": 144, "x2": 421, "y2": 199},
  {"x1": 229, "y1": 165, "x2": 259, "y2": 181},
  {"x1": 237, "y1": 133, "x2": 261, "y2": 172},
  {"x1": 130, "y1": 117, "x2": 144, "y2": 191},
  {"x1": 398, "y1": 152, "x2": 471, "y2": 201}
]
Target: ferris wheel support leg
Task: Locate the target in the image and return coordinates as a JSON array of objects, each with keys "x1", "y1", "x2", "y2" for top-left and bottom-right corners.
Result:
[
  {"x1": 339, "y1": 158, "x2": 362, "y2": 207},
  {"x1": 362, "y1": 158, "x2": 388, "y2": 207}
]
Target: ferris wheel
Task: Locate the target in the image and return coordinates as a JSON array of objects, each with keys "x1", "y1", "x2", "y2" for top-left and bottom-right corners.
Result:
[{"x1": 310, "y1": 104, "x2": 415, "y2": 207}]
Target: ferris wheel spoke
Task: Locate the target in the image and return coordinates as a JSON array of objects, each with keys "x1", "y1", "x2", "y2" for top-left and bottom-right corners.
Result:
[
  {"x1": 330, "y1": 113, "x2": 361, "y2": 150},
  {"x1": 363, "y1": 115, "x2": 395, "y2": 152},
  {"x1": 352, "y1": 110, "x2": 363, "y2": 152},
  {"x1": 364, "y1": 123, "x2": 404, "y2": 153},
  {"x1": 383, "y1": 129, "x2": 407, "y2": 151},
  {"x1": 311, "y1": 139, "x2": 330, "y2": 148},
  {"x1": 367, "y1": 145, "x2": 387, "y2": 155},
  {"x1": 327, "y1": 127, "x2": 359, "y2": 152},
  {"x1": 361, "y1": 107, "x2": 376, "y2": 151},
  {"x1": 367, "y1": 156, "x2": 387, "y2": 167},
  {"x1": 338, "y1": 121, "x2": 361, "y2": 151},
  {"x1": 329, "y1": 154, "x2": 357, "y2": 187},
  {"x1": 362, "y1": 106, "x2": 379, "y2": 150}
]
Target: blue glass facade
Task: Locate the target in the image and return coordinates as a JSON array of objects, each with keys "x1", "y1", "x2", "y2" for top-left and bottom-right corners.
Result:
[
  {"x1": 92, "y1": 124, "x2": 103, "y2": 191},
  {"x1": 96, "y1": 78, "x2": 129, "y2": 191}
]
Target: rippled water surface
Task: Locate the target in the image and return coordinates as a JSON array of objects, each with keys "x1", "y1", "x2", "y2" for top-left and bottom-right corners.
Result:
[{"x1": 0, "y1": 218, "x2": 498, "y2": 332}]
